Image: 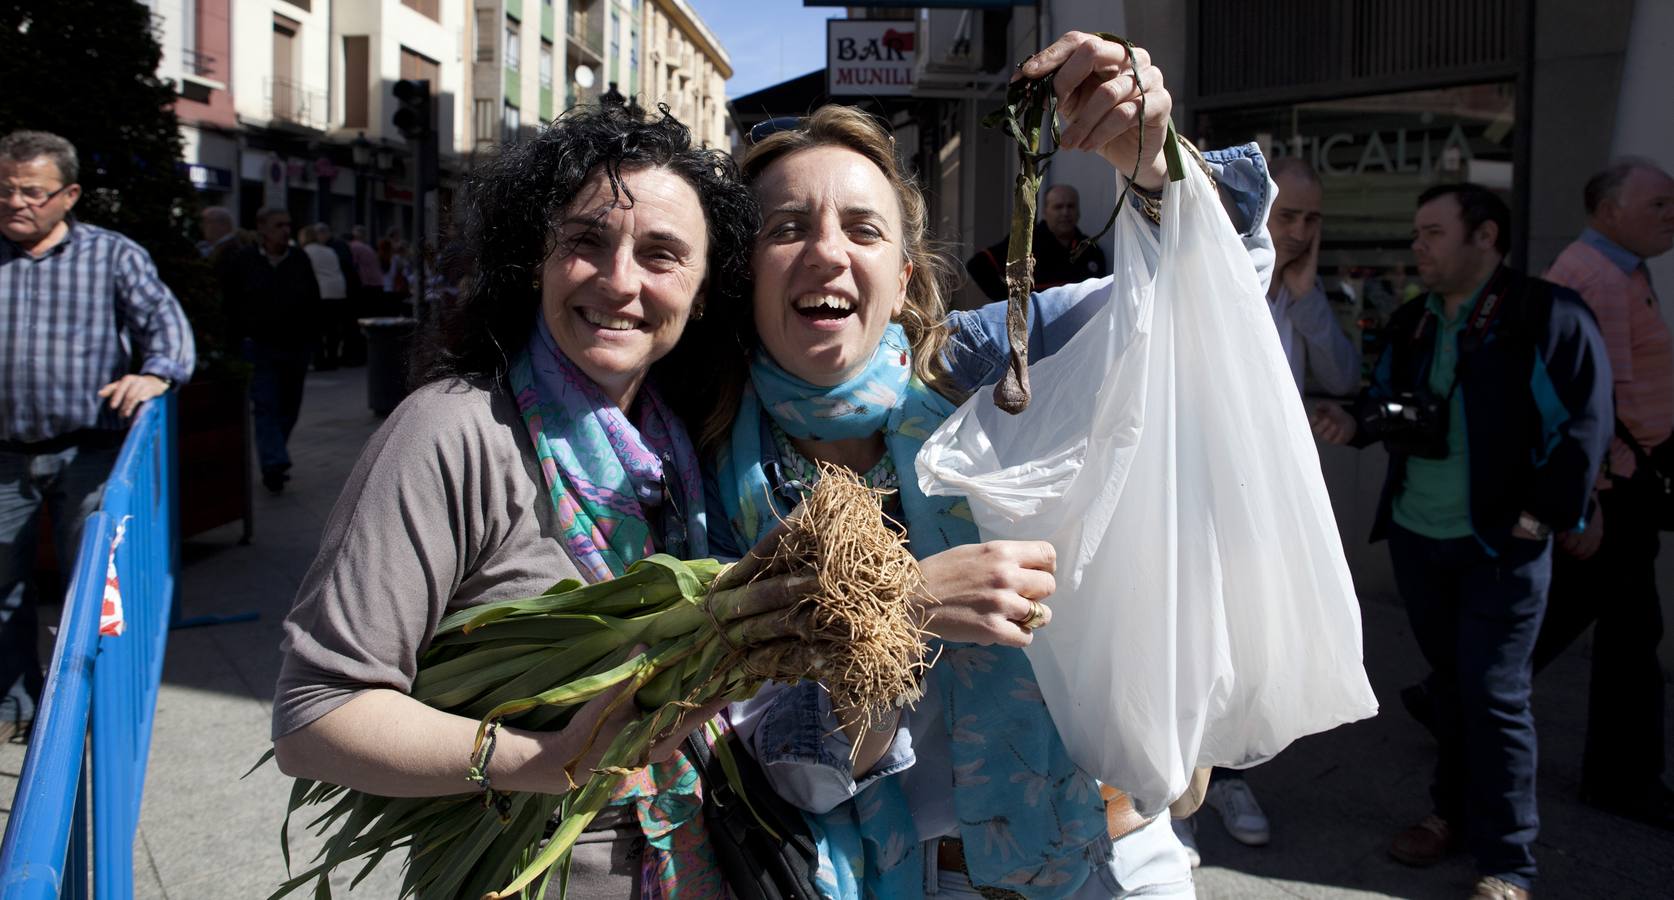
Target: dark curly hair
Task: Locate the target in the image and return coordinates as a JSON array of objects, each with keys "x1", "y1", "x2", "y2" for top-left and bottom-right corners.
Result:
[{"x1": 414, "y1": 105, "x2": 757, "y2": 409}]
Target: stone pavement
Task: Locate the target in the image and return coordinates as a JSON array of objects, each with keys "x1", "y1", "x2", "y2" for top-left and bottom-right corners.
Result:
[{"x1": 3, "y1": 368, "x2": 1672, "y2": 898}]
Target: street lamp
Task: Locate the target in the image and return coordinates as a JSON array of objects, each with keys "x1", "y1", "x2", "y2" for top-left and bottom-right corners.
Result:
[{"x1": 351, "y1": 131, "x2": 372, "y2": 167}]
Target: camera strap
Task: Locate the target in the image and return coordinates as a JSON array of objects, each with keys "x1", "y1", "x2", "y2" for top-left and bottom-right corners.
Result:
[
  {"x1": 1461, "y1": 267, "x2": 1514, "y2": 347},
  {"x1": 1421, "y1": 267, "x2": 1515, "y2": 400}
]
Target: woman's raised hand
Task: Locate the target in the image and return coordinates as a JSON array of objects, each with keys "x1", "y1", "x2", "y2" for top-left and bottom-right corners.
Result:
[
  {"x1": 916, "y1": 540, "x2": 1056, "y2": 648},
  {"x1": 1018, "y1": 31, "x2": 1173, "y2": 191}
]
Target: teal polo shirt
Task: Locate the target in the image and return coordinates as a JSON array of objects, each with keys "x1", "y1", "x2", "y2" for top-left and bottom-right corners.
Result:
[{"x1": 1391, "y1": 279, "x2": 1491, "y2": 540}]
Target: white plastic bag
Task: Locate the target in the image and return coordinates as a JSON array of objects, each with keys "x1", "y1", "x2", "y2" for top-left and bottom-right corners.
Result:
[{"x1": 917, "y1": 162, "x2": 1378, "y2": 816}]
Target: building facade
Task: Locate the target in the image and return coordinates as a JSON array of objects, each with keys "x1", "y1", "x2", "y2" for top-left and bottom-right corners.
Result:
[
  {"x1": 147, "y1": 0, "x2": 472, "y2": 238},
  {"x1": 470, "y1": 0, "x2": 564, "y2": 149},
  {"x1": 150, "y1": 0, "x2": 724, "y2": 240},
  {"x1": 333, "y1": 0, "x2": 470, "y2": 236},
  {"x1": 640, "y1": 0, "x2": 730, "y2": 149},
  {"x1": 467, "y1": 0, "x2": 727, "y2": 150},
  {"x1": 150, "y1": 0, "x2": 241, "y2": 213}
]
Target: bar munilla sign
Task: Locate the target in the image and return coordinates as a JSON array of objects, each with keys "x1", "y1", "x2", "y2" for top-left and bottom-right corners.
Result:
[{"x1": 827, "y1": 20, "x2": 916, "y2": 96}]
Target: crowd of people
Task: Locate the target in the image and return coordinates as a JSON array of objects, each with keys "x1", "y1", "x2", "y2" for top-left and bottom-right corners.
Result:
[
  {"x1": 199, "y1": 208, "x2": 439, "y2": 492},
  {"x1": 1, "y1": 23, "x2": 1671, "y2": 900}
]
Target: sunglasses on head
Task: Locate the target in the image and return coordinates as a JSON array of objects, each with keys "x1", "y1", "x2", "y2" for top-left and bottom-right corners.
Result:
[{"x1": 747, "y1": 116, "x2": 806, "y2": 145}]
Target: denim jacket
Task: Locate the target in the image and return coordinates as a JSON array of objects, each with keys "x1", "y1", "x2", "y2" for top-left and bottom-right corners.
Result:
[{"x1": 723, "y1": 143, "x2": 1276, "y2": 893}]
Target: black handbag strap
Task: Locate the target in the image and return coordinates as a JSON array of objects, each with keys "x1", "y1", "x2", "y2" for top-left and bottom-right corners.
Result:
[{"x1": 684, "y1": 728, "x2": 820, "y2": 900}]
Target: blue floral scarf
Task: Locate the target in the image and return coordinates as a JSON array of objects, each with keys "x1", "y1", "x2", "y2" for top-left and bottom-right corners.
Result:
[{"x1": 715, "y1": 324, "x2": 1110, "y2": 899}]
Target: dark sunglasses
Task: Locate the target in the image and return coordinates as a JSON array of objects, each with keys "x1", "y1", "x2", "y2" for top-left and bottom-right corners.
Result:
[{"x1": 747, "y1": 116, "x2": 806, "y2": 145}]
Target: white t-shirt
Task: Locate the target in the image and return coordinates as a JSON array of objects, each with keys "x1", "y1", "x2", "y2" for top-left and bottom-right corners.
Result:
[{"x1": 303, "y1": 243, "x2": 349, "y2": 300}]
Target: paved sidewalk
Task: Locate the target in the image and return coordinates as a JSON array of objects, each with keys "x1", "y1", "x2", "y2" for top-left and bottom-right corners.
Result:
[{"x1": 4, "y1": 368, "x2": 1672, "y2": 898}]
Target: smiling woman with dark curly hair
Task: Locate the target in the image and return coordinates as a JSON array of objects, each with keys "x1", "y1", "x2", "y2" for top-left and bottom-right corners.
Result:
[{"x1": 269, "y1": 105, "x2": 757, "y2": 896}]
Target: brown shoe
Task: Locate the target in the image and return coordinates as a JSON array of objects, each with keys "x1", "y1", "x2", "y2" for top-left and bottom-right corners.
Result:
[
  {"x1": 1469, "y1": 875, "x2": 1530, "y2": 899},
  {"x1": 1389, "y1": 813, "x2": 1459, "y2": 867}
]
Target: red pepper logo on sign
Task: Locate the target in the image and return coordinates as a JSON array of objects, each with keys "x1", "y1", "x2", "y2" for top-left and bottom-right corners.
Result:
[{"x1": 883, "y1": 29, "x2": 915, "y2": 55}]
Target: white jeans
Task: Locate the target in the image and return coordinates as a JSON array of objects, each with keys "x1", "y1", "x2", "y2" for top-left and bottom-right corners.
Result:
[{"x1": 923, "y1": 814, "x2": 1195, "y2": 899}]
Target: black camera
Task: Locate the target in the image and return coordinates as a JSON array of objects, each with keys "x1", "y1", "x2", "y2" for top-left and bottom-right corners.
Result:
[{"x1": 1357, "y1": 392, "x2": 1451, "y2": 459}]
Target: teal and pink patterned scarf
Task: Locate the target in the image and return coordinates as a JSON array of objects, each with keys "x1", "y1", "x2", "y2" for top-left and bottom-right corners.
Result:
[
  {"x1": 509, "y1": 314, "x2": 722, "y2": 900},
  {"x1": 510, "y1": 314, "x2": 707, "y2": 579}
]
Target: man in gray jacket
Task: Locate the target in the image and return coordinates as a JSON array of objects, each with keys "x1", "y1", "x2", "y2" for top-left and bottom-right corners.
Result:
[{"x1": 1265, "y1": 157, "x2": 1360, "y2": 397}]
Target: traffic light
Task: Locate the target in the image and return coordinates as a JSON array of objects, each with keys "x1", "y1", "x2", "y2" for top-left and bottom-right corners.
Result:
[{"x1": 392, "y1": 79, "x2": 431, "y2": 139}]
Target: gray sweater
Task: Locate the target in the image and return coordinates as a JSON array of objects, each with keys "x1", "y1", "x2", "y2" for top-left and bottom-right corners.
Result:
[{"x1": 272, "y1": 378, "x2": 584, "y2": 739}]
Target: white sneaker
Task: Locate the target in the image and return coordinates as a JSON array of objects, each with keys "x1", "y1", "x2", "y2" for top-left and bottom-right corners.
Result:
[
  {"x1": 1170, "y1": 816, "x2": 1201, "y2": 868},
  {"x1": 1206, "y1": 777, "x2": 1271, "y2": 846}
]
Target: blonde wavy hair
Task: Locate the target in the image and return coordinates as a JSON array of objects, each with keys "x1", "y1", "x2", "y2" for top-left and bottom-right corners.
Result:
[{"x1": 690, "y1": 105, "x2": 961, "y2": 448}]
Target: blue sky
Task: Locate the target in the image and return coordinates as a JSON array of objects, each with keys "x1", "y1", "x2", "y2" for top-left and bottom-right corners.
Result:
[{"x1": 687, "y1": 1, "x2": 841, "y2": 98}]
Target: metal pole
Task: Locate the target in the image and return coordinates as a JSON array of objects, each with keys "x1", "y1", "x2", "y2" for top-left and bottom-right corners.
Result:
[{"x1": 413, "y1": 139, "x2": 427, "y2": 326}]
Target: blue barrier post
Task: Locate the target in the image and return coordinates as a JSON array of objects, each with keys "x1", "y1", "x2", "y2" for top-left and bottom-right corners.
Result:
[
  {"x1": 0, "y1": 394, "x2": 183, "y2": 898},
  {"x1": 0, "y1": 512, "x2": 113, "y2": 899},
  {"x1": 89, "y1": 397, "x2": 174, "y2": 898}
]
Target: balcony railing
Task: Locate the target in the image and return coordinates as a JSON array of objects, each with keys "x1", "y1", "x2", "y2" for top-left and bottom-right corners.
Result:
[
  {"x1": 182, "y1": 47, "x2": 217, "y2": 78},
  {"x1": 567, "y1": 6, "x2": 604, "y2": 63},
  {"x1": 264, "y1": 76, "x2": 328, "y2": 130}
]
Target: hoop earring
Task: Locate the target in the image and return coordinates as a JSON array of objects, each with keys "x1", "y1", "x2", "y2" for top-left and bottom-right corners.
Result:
[
  {"x1": 691, "y1": 300, "x2": 706, "y2": 321},
  {"x1": 897, "y1": 303, "x2": 928, "y2": 333}
]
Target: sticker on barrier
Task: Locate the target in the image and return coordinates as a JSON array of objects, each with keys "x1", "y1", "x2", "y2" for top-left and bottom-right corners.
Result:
[{"x1": 99, "y1": 518, "x2": 128, "y2": 637}]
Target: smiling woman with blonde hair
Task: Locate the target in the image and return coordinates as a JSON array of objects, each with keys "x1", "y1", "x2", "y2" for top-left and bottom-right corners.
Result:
[{"x1": 691, "y1": 31, "x2": 1281, "y2": 899}]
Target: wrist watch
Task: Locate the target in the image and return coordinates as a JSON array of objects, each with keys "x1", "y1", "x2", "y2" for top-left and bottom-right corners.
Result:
[
  {"x1": 1516, "y1": 512, "x2": 1551, "y2": 539},
  {"x1": 149, "y1": 374, "x2": 175, "y2": 390}
]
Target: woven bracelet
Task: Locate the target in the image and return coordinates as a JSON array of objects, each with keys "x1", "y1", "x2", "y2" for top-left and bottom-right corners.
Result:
[{"x1": 466, "y1": 721, "x2": 515, "y2": 822}]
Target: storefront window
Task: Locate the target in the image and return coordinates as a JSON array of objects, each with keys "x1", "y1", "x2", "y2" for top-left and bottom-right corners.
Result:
[{"x1": 1197, "y1": 82, "x2": 1518, "y2": 372}]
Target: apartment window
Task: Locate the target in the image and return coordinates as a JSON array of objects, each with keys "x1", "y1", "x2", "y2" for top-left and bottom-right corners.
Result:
[
  {"x1": 504, "y1": 102, "x2": 521, "y2": 144},
  {"x1": 610, "y1": 10, "x2": 621, "y2": 79},
  {"x1": 343, "y1": 36, "x2": 369, "y2": 128},
  {"x1": 400, "y1": 0, "x2": 439, "y2": 21},
  {"x1": 475, "y1": 8, "x2": 495, "y2": 63},
  {"x1": 505, "y1": 18, "x2": 520, "y2": 70},
  {"x1": 280, "y1": 0, "x2": 310, "y2": 11},
  {"x1": 182, "y1": 0, "x2": 197, "y2": 58},
  {"x1": 400, "y1": 46, "x2": 440, "y2": 83},
  {"x1": 400, "y1": 46, "x2": 441, "y2": 132},
  {"x1": 629, "y1": 28, "x2": 637, "y2": 75},
  {"x1": 539, "y1": 40, "x2": 554, "y2": 88},
  {"x1": 271, "y1": 14, "x2": 298, "y2": 120},
  {"x1": 474, "y1": 98, "x2": 496, "y2": 147}
]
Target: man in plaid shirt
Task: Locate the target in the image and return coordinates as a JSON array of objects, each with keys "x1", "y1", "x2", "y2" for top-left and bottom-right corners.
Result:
[{"x1": 0, "y1": 130, "x2": 194, "y2": 742}]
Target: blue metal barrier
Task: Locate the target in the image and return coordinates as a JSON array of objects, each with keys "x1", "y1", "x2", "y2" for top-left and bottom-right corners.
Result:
[{"x1": 0, "y1": 393, "x2": 179, "y2": 899}]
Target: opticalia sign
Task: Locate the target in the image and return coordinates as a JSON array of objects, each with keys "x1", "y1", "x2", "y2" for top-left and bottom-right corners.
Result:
[{"x1": 827, "y1": 20, "x2": 916, "y2": 97}]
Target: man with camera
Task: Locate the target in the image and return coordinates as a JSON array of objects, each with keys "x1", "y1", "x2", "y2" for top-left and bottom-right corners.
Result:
[
  {"x1": 1314, "y1": 183, "x2": 1611, "y2": 900},
  {"x1": 1534, "y1": 159, "x2": 1674, "y2": 830}
]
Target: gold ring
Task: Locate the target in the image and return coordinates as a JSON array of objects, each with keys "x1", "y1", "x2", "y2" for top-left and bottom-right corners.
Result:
[{"x1": 1020, "y1": 600, "x2": 1049, "y2": 632}]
